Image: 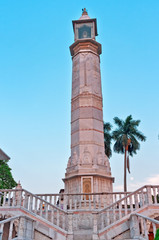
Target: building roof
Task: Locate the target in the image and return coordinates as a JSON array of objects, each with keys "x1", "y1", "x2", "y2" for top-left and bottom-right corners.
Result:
[{"x1": 0, "y1": 148, "x2": 10, "y2": 161}]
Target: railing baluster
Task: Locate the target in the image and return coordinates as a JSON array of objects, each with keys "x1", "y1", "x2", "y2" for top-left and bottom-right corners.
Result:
[
  {"x1": 29, "y1": 195, "x2": 33, "y2": 211},
  {"x1": 153, "y1": 187, "x2": 157, "y2": 204},
  {"x1": 89, "y1": 195, "x2": 91, "y2": 209},
  {"x1": 40, "y1": 201, "x2": 43, "y2": 217},
  {"x1": 8, "y1": 220, "x2": 14, "y2": 240},
  {"x1": 99, "y1": 195, "x2": 101, "y2": 209},
  {"x1": 157, "y1": 187, "x2": 159, "y2": 203},
  {"x1": 134, "y1": 192, "x2": 139, "y2": 210},
  {"x1": 57, "y1": 210, "x2": 60, "y2": 226},
  {"x1": 140, "y1": 217, "x2": 144, "y2": 235},
  {"x1": 54, "y1": 195, "x2": 56, "y2": 206},
  {"x1": 147, "y1": 186, "x2": 153, "y2": 205},
  {"x1": 129, "y1": 195, "x2": 133, "y2": 212},
  {"x1": 63, "y1": 195, "x2": 67, "y2": 211},
  {"x1": 70, "y1": 198, "x2": 72, "y2": 210},
  {"x1": 35, "y1": 197, "x2": 38, "y2": 214},
  {"x1": 45, "y1": 203, "x2": 48, "y2": 220},
  {"x1": 24, "y1": 192, "x2": 28, "y2": 209},
  {"x1": 3, "y1": 192, "x2": 6, "y2": 206},
  {"x1": 93, "y1": 195, "x2": 96, "y2": 209},
  {"x1": 75, "y1": 198, "x2": 77, "y2": 210},
  {"x1": 84, "y1": 195, "x2": 86, "y2": 208},
  {"x1": 124, "y1": 194, "x2": 128, "y2": 216},
  {"x1": 8, "y1": 192, "x2": 11, "y2": 206},
  {"x1": 49, "y1": 195, "x2": 52, "y2": 205},
  {"x1": 106, "y1": 210, "x2": 109, "y2": 226},
  {"x1": 104, "y1": 194, "x2": 106, "y2": 208},
  {"x1": 143, "y1": 219, "x2": 148, "y2": 240},
  {"x1": 141, "y1": 189, "x2": 145, "y2": 206},
  {"x1": 113, "y1": 205, "x2": 116, "y2": 222},
  {"x1": 79, "y1": 195, "x2": 82, "y2": 209},
  {"x1": 101, "y1": 212, "x2": 104, "y2": 229},
  {"x1": 119, "y1": 201, "x2": 122, "y2": 219},
  {"x1": 152, "y1": 223, "x2": 156, "y2": 237},
  {"x1": 0, "y1": 223, "x2": 4, "y2": 239},
  {"x1": 62, "y1": 213, "x2": 65, "y2": 230},
  {"x1": 52, "y1": 207, "x2": 54, "y2": 224}
]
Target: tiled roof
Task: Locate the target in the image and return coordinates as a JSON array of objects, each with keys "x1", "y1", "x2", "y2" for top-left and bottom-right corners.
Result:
[{"x1": 0, "y1": 148, "x2": 10, "y2": 161}]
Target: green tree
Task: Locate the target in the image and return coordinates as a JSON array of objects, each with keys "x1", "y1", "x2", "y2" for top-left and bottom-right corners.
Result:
[
  {"x1": 0, "y1": 160, "x2": 17, "y2": 189},
  {"x1": 154, "y1": 229, "x2": 159, "y2": 240},
  {"x1": 112, "y1": 115, "x2": 146, "y2": 192},
  {"x1": 104, "y1": 122, "x2": 112, "y2": 158}
]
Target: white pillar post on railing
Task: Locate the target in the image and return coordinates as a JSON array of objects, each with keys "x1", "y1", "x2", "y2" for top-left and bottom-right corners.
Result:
[
  {"x1": 8, "y1": 220, "x2": 14, "y2": 240},
  {"x1": 63, "y1": 194, "x2": 67, "y2": 211},
  {"x1": 0, "y1": 224, "x2": 4, "y2": 240},
  {"x1": 147, "y1": 186, "x2": 153, "y2": 205},
  {"x1": 130, "y1": 214, "x2": 140, "y2": 239},
  {"x1": 143, "y1": 218, "x2": 148, "y2": 240},
  {"x1": 152, "y1": 223, "x2": 156, "y2": 237},
  {"x1": 67, "y1": 212, "x2": 73, "y2": 240},
  {"x1": 92, "y1": 212, "x2": 98, "y2": 240},
  {"x1": 17, "y1": 217, "x2": 34, "y2": 240}
]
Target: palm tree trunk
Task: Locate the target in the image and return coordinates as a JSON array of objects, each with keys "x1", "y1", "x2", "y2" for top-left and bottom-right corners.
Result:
[{"x1": 124, "y1": 148, "x2": 127, "y2": 192}]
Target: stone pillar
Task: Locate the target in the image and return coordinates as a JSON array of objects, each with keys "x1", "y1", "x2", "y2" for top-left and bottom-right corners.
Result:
[
  {"x1": 130, "y1": 214, "x2": 140, "y2": 239},
  {"x1": 16, "y1": 217, "x2": 34, "y2": 240},
  {"x1": 15, "y1": 181, "x2": 22, "y2": 207},
  {"x1": 67, "y1": 213, "x2": 73, "y2": 240},
  {"x1": 147, "y1": 186, "x2": 153, "y2": 205},
  {"x1": 64, "y1": 9, "x2": 114, "y2": 200},
  {"x1": 92, "y1": 212, "x2": 99, "y2": 240}
]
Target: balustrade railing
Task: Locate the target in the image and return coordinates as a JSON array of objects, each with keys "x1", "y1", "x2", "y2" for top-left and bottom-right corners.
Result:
[
  {"x1": 36, "y1": 191, "x2": 131, "y2": 210},
  {"x1": 0, "y1": 189, "x2": 67, "y2": 231},
  {"x1": 0, "y1": 215, "x2": 22, "y2": 240},
  {"x1": 131, "y1": 213, "x2": 159, "y2": 240},
  {"x1": 98, "y1": 185, "x2": 159, "y2": 231},
  {"x1": 1, "y1": 185, "x2": 159, "y2": 235}
]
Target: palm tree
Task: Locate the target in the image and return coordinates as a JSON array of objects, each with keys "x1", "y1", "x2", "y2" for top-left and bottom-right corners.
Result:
[
  {"x1": 104, "y1": 122, "x2": 112, "y2": 158},
  {"x1": 112, "y1": 115, "x2": 146, "y2": 192}
]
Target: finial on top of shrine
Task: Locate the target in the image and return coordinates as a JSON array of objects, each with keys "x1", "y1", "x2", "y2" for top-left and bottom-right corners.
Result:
[{"x1": 82, "y1": 8, "x2": 88, "y2": 16}]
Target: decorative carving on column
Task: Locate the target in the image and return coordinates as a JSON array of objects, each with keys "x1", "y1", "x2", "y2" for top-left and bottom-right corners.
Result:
[{"x1": 83, "y1": 147, "x2": 92, "y2": 164}]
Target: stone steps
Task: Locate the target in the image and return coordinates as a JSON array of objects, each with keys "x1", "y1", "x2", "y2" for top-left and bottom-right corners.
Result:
[{"x1": 73, "y1": 230, "x2": 92, "y2": 240}]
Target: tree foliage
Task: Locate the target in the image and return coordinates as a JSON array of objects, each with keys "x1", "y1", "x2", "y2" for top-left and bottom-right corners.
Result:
[
  {"x1": 0, "y1": 160, "x2": 17, "y2": 189},
  {"x1": 104, "y1": 122, "x2": 112, "y2": 158},
  {"x1": 112, "y1": 115, "x2": 146, "y2": 192},
  {"x1": 154, "y1": 229, "x2": 159, "y2": 240}
]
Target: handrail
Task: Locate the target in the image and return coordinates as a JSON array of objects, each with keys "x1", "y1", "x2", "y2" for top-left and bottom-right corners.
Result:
[
  {"x1": 0, "y1": 188, "x2": 66, "y2": 213},
  {"x1": 130, "y1": 212, "x2": 159, "y2": 239},
  {"x1": 0, "y1": 188, "x2": 132, "y2": 196},
  {"x1": 0, "y1": 188, "x2": 68, "y2": 231},
  {"x1": 23, "y1": 189, "x2": 67, "y2": 213},
  {"x1": 0, "y1": 215, "x2": 22, "y2": 225},
  {"x1": 98, "y1": 185, "x2": 158, "y2": 213},
  {"x1": 135, "y1": 213, "x2": 159, "y2": 225},
  {"x1": 36, "y1": 191, "x2": 132, "y2": 196}
]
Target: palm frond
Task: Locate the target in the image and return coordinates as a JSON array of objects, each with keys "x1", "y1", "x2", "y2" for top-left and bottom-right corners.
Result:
[
  {"x1": 103, "y1": 122, "x2": 113, "y2": 158},
  {"x1": 113, "y1": 117, "x2": 124, "y2": 128}
]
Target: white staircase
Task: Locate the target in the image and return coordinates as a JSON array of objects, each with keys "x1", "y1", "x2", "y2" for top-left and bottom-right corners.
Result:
[{"x1": 0, "y1": 185, "x2": 159, "y2": 239}]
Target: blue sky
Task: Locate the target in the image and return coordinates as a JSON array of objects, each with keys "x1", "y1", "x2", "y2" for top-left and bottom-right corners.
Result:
[{"x1": 0, "y1": 0, "x2": 159, "y2": 193}]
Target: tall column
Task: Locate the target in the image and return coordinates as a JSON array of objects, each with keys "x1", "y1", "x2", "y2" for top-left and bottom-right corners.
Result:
[{"x1": 63, "y1": 9, "x2": 114, "y2": 195}]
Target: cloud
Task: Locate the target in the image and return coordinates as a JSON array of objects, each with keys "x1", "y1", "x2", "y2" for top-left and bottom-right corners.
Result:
[
  {"x1": 113, "y1": 174, "x2": 159, "y2": 192},
  {"x1": 146, "y1": 174, "x2": 159, "y2": 185}
]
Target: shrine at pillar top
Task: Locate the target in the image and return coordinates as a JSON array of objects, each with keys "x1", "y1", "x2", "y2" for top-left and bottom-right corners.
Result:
[{"x1": 70, "y1": 8, "x2": 101, "y2": 56}]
